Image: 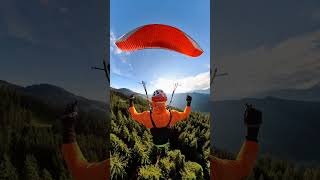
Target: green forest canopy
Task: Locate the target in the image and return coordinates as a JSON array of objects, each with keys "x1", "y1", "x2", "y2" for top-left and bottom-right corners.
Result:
[{"x1": 0, "y1": 84, "x2": 319, "y2": 179}]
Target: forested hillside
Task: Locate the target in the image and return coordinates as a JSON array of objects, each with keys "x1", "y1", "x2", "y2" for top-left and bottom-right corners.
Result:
[{"x1": 0, "y1": 84, "x2": 107, "y2": 180}]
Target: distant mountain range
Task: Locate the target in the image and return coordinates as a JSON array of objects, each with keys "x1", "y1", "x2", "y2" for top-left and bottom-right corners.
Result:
[
  {"x1": 190, "y1": 88, "x2": 210, "y2": 94},
  {"x1": 0, "y1": 80, "x2": 107, "y2": 115},
  {"x1": 2, "y1": 80, "x2": 319, "y2": 163},
  {"x1": 170, "y1": 92, "x2": 210, "y2": 112},
  {"x1": 165, "y1": 83, "x2": 320, "y2": 112},
  {"x1": 111, "y1": 87, "x2": 138, "y2": 97},
  {"x1": 253, "y1": 83, "x2": 320, "y2": 102},
  {"x1": 111, "y1": 87, "x2": 211, "y2": 112}
]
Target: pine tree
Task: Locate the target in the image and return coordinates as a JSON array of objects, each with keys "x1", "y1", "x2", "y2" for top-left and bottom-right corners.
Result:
[
  {"x1": 180, "y1": 161, "x2": 203, "y2": 180},
  {"x1": 158, "y1": 157, "x2": 175, "y2": 178},
  {"x1": 138, "y1": 165, "x2": 162, "y2": 180},
  {"x1": 180, "y1": 169, "x2": 197, "y2": 180},
  {"x1": 0, "y1": 154, "x2": 18, "y2": 180},
  {"x1": 111, "y1": 153, "x2": 128, "y2": 180},
  {"x1": 41, "y1": 169, "x2": 53, "y2": 180},
  {"x1": 23, "y1": 154, "x2": 40, "y2": 180}
]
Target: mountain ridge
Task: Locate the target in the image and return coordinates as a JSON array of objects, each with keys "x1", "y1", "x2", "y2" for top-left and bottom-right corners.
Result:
[
  {"x1": 252, "y1": 83, "x2": 320, "y2": 102},
  {"x1": 1, "y1": 81, "x2": 319, "y2": 163}
]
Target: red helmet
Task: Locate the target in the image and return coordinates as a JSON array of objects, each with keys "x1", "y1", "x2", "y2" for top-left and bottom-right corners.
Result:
[{"x1": 152, "y1": 89, "x2": 167, "y2": 102}]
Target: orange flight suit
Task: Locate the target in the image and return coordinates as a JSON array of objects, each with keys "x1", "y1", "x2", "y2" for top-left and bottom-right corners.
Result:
[
  {"x1": 128, "y1": 102, "x2": 191, "y2": 128},
  {"x1": 210, "y1": 140, "x2": 259, "y2": 180},
  {"x1": 62, "y1": 143, "x2": 109, "y2": 180}
]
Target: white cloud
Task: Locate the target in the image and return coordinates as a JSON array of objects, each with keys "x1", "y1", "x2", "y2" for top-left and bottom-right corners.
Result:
[
  {"x1": 213, "y1": 30, "x2": 320, "y2": 100},
  {"x1": 110, "y1": 63, "x2": 123, "y2": 76},
  {"x1": 109, "y1": 29, "x2": 134, "y2": 80},
  {"x1": 0, "y1": 0, "x2": 36, "y2": 43},
  {"x1": 150, "y1": 72, "x2": 210, "y2": 93},
  {"x1": 110, "y1": 30, "x2": 129, "y2": 55}
]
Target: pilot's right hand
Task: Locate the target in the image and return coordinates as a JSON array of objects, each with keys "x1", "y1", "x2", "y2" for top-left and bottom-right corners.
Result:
[
  {"x1": 61, "y1": 101, "x2": 78, "y2": 144},
  {"x1": 186, "y1": 95, "x2": 192, "y2": 106},
  {"x1": 129, "y1": 94, "x2": 135, "y2": 107},
  {"x1": 244, "y1": 104, "x2": 262, "y2": 142}
]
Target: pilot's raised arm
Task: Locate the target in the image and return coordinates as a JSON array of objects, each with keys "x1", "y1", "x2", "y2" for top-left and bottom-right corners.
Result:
[{"x1": 210, "y1": 105, "x2": 262, "y2": 180}]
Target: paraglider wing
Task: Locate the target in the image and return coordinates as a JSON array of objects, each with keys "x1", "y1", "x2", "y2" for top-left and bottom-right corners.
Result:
[{"x1": 115, "y1": 24, "x2": 203, "y2": 57}]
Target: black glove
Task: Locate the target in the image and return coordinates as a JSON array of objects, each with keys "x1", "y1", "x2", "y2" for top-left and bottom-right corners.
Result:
[
  {"x1": 244, "y1": 104, "x2": 262, "y2": 142},
  {"x1": 129, "y1": 94, "x2": 135, "y2": 107},
  {"x1": 61, "y1": 101, "x2": 78, "y2": 144},
  {"x1": 186, "y1": 95, "x2": 192, "y2": 106}
]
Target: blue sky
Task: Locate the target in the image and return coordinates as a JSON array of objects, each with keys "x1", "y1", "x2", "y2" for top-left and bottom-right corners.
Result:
[
  {"x1": 0, "y1": 0, "x2": 319, "y2": 101},
  {"x1": 110, "y1": 0, "x2": 210, "y2": 94}
]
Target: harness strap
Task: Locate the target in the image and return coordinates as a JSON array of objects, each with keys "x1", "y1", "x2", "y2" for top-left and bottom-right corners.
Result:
[
  {"x1": 166, "y1": 110, "x2": 172, "y2": 127},
  {"x1": 150, "y1": 110, "x2": 172, "y2": 128},
  {"x1": 150, "y1": 110, "x2": 157, "y2": 128}
]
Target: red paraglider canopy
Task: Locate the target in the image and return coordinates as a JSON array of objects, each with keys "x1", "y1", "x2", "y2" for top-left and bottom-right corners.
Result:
[{"x1": 115, "y1": 24, "x2": 203, "y2": 57}]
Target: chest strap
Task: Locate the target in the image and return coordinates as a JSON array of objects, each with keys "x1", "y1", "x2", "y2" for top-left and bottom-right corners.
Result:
[{"x1": 150, "y1": 110, "x2": 172, "y2": 128}]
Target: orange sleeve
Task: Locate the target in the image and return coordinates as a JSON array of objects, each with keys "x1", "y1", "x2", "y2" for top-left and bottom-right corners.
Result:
[
  {"x1": 171, "y1": 106, "x2": 191, "y2": 125},
  {"x1": 210, "y1": 140, "x2": 259, "y2": 180},
  {"x1": 62, "y1": 143, "x2": 109, "y2": 180},
  {"x1": 128, "y1": 106, "x2": 150, "y2": 126}
]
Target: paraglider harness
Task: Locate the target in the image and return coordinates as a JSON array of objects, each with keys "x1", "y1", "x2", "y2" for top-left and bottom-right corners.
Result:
[
  {"x1": 141, "y1": 81, "x2": 179, "y2": 146},
  {"x1": 149, "y1": 109, "x2": 172, "y2": 146}
]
